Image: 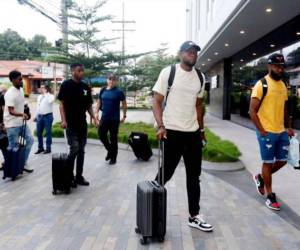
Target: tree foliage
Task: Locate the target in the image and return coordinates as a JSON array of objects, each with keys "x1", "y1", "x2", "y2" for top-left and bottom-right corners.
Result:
[{"x1": 0, "y1": 29, "x2": 54, "y2": 60}]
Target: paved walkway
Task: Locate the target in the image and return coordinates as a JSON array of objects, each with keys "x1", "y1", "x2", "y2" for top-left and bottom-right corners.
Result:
[
  {"x1": 1, "y1": 103, "x2": 300, "y2": 249},
  {"x1": 0, "y1": 138, "x2": 300, "y2": 249},
  {"x1": 205, "y1": 113, "x2": 300, "y2": 215}
]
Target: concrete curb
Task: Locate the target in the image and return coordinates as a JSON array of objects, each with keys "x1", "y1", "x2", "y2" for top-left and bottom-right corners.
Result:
[
  {"x1": 202, "y1": 160, "x2": 245, "y2": 172},
  {"x1": 52, "y1": 137, "x2": 245, "y2": 172}
]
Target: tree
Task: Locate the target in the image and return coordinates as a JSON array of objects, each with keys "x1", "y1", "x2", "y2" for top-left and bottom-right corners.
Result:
[
  {"x1": 0, "y1": 29, "x2": 28, "y2": 60},
  {"x1": 27, "y1": 34, "x2": 52, "y2": 58},
  {"x1": 129, "y1": 48, "x2": 179, "y2": 89},
  {"x1": 67, "y1": 0, "x2": 115, "y2": 58}
]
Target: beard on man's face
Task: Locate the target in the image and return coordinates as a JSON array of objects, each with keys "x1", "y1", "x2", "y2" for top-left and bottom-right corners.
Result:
[
  {"x1": 270, "y1": 70, "x2": 283, "y2": 81},
  {"x1": 183, "y1": 59, "x2": 196, "y2": 67}
]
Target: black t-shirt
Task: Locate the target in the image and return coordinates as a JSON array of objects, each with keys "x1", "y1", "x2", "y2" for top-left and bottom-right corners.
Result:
[{"x1": 57, "y1": 79, "x2": 93, "y2": 130}]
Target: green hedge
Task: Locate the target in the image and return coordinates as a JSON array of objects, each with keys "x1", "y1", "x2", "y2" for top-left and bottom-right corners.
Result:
[{"x1": 48, "y1": 122, "x2": 240, "y2": 162}]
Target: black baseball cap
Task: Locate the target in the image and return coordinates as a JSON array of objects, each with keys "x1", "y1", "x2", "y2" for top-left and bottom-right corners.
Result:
[
  {"x1": 179, "y1": 41, "x2": 201, "y2": 52},
  {"x1": 268, "y1": 53, "x2": 285, "y2": 65}
]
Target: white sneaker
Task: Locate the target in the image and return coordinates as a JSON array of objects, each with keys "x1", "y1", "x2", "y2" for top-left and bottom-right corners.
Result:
[
  {"x1": 23, "y1": 164, "x2": 34, "y2": 173},
  {"x1": 188, "y1": 214, "x2": 213, "y2": 232}
]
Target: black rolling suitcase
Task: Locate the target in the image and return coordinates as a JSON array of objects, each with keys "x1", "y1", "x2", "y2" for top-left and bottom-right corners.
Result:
[
  {"x1": 52, "y1": 130, "x2": 72, "y2": 195},
  {"x1": 128, "y1": 132, "x2": 152, "y2": 161},
  {"x1": 135, "y1": 141, "x2": 167, "y2": 245}
]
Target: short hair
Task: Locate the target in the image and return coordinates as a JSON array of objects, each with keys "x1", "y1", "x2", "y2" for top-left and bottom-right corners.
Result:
[
  {"x1": 41, "y1": 83, "x2": 51, "y2": 93},
  {"x1": 9, "y1": 70, "x2": 22, "y2": 82},
  {"x1": 70, "y1": 63, "x2": 83, "y2": 71}
]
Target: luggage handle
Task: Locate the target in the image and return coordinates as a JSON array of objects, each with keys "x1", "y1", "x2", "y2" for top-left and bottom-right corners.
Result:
[
  {"x1": 18, "y1": 119, "x2": 26, "y2": 146},
  {"x1": 158, "y1": 140, "x2": 165, "y2": 187},
  {"x1": 63, "y1": 129, "x2": 69, "y2": 152}
]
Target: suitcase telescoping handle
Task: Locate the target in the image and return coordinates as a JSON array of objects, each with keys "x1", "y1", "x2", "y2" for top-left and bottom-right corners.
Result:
[
  {"x1": 63, "y1": 129, "x2": 69, "y2": 151},
  {"x1": 18, "y1": 119, "x2": 27, "y2": 146},
  {"x1": 158, "y1": 140, "x2": 165, "y2": 187}
]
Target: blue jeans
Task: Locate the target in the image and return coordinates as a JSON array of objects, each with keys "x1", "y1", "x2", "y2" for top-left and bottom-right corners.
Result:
[
  {"x1": 6, "y1": 125, "x2": 34, "y2": 164},
  {"x1": 36, "y1": 113, "x2": 54, "y2": 151},
  {"x1": 256, "y1": 131, "x2": 289, "y2": 163}
]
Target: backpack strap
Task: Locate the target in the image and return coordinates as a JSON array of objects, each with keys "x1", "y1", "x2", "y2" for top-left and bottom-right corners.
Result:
[
  {"x1": 195, "y1": 68, "x2": 204, "y2": 90},
  {"x1": 165, "y1": 64, "x2": 176, "y2": 105},
  {"x1": 260, "y1": 77, "x2": 268, "y2": 105},
  {"x1": 165, "y1": 65, "x2": 204, "y2": 106}
]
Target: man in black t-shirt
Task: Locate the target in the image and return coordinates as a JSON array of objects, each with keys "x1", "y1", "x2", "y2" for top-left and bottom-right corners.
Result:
[{"x1": 58, "y1": 63, "x2": 98, "y2": 187}]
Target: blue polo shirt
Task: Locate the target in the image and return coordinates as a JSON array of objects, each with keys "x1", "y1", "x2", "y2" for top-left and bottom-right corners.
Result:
[{"x1": 99, "y1": 87, "x2": 125, "y2": 121}]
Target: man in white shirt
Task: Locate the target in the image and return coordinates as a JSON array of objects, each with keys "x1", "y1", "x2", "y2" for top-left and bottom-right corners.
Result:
[
  {"x1": 34, "y1": 83, "x2": 55, "y2": 154},
  {"x1": 4, "y1": 70, "x2": 34, "y2": 173},
  {"x1": 152, "y1": 41, "x2": 213, "y2": 232}
]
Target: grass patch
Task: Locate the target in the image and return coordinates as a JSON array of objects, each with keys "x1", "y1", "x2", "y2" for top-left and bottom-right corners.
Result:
[
  {"x1": 203, "y1": 128, "x2": 241, "y2": 162},
  {"x1": 49, "y1": 122, "x2": 240, "y2": 162}
]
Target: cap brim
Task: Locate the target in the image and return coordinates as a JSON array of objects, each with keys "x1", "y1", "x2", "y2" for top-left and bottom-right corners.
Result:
[{"x1": 180, "y1": 45, "x2": 201, "y2": 52}]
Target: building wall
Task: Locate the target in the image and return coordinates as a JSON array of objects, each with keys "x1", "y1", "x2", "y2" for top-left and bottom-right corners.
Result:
[
  {"x1": 206, "y1": 61, "x2": 225, "y2": 118},
  {"x1": 186, "y1": 0, "x2": 242, "y2": 48}
]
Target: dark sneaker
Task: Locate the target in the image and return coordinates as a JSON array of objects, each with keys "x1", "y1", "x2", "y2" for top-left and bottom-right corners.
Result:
[
  {"x1": 76, "y1": 176, "x2": 90, "y2": 186},
  {"x1": 253, "y1": 174, "x2": 265, "y2": 196},
  {"x1": 188, "y1": 214, "x2": 213, "y2": 232},
  {"x1": 266, "y1": 193, "x2": 281, "y2": 211},
  {"x1": 43, "y1": 150, "x2": 51, "y2": 154},
  {"x1": 35, "y1": 149, "x2": 44, "y2": 154},
  {"x1": 105, "y1": 152, "x2": 111, "y2": 161},
  {"x1": 109, "y1": 159, "x2": 116, "y2": 165}
]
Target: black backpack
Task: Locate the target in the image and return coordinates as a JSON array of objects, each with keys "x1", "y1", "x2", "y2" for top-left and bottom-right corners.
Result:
[{"x1": 165, "y1": 65, "x2": 204, "y2": 105}]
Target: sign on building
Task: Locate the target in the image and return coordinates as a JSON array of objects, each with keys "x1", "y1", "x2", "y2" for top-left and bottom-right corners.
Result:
[{"x1": 42, "y1": 66, "x2": 54, "y2": 79}]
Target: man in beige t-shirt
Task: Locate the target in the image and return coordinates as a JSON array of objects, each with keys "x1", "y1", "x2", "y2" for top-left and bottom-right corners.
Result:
[
  {"x1": 152, "y1": 41, "x2": 213, "y2": 232},
  {"x1": 4, "y1": 70, "x2": 34, "y2": 173}
]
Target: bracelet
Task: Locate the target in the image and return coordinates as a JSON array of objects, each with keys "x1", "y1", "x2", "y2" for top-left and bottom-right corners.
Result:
[{"x1": 158, "y1": 125, "x2": 165, "y2": 129}]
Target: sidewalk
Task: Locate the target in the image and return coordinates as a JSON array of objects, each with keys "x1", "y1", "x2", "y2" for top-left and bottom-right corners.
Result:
[
  {"x1": 205, "y1": 113, "x2": 300, "y2": 216},
  {"x1": 0, "y1": 139, "x2": 300, "y2": 249}
]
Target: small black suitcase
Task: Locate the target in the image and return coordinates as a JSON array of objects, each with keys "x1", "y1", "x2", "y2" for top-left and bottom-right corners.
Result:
[
  {"x1": 135, "y1": 141, "x2": 167, "y2": 244},
  {"x1": 52, "y1": 130, "x2": 72, "y2": 195},
  {"x1": 128, "y1": 132, "x2": 153, "y2": 161},
  {"x1": 52, "y1": 153, "x2": 72, "y2": 195}
]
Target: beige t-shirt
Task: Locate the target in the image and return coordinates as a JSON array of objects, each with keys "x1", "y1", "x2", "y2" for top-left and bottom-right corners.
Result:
[
  {"x1": 152, "y1": 64, "x2": 205, "y2": 132},
  {"x1": 4, "y1": 86, "x2": 25, "y2": 128}
]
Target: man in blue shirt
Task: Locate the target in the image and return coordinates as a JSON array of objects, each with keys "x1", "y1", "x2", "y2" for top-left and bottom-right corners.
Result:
[{"x1": 95, "y1": 74, "x2": 127, "y2": 165}]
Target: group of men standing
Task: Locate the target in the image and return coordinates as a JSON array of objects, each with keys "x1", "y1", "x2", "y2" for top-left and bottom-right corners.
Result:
[{"x1": 0, "y1": 40, "x2": 294, "y2": 233}]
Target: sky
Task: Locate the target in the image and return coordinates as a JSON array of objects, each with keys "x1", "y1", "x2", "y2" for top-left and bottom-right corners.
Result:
[{"x1": 0, "y1": 0, "x2": 186, "y2": 56}]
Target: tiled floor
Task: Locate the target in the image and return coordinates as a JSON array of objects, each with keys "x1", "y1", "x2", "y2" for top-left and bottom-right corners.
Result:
[{"x1": 0, "y1": 141, "x2": 300, "y2": 249}]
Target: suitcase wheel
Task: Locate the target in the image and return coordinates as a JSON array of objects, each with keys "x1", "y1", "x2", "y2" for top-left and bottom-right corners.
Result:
[
  {"x1": 52, "y1": 190, "x2": 57, "y2": 195},
  {"x1": 140, "y1": 236, "x2": 147, "y2": 245},
  {"x1": 65, "y1": 189, "x2": 71, "y2": 195},
  {"x1": 135, "y1": 227, "x2": 141, "y2": 234},
  {"x1": 158, "y1": 236, "x2": 164, "y2": 243},
  {"x1": 12, "y1": 177, "x2": 16, "y2": 181}
]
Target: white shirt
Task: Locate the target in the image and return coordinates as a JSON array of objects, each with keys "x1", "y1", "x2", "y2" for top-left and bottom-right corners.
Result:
[
  {"x1": 36, "y1": 93, "x2": 55, "y2": 115},
  {"x1": 4, "y1": 86, "x2": 25, "y2": 128},
  {"x1": 152, "y1": 64, "x2": 205, "y2": 132}
]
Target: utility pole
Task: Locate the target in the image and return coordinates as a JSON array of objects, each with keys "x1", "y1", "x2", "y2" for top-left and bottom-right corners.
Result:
[
  {"x1": 60, "y1": 0, "x2": 70, "y2": 79},
  {"x1": 112, "y1": 2, "x2": 136, "y2": 66},
  {"x1": 112, "y1": 2, "x2": 135, "y2": 95}
]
